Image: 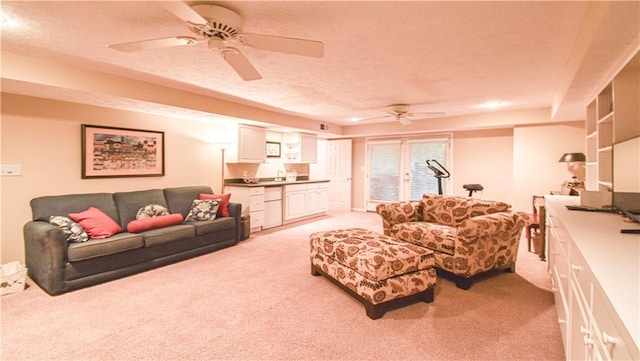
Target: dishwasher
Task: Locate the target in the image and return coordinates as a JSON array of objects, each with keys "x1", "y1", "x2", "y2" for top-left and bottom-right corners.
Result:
[{"x1": 263, "y1": 186, "x2": 283, "y2": 229}]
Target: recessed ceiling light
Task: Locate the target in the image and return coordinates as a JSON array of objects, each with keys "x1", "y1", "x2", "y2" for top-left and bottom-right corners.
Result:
[
  {"x1": 348, "y1": 117, "x2": 361, "y2": 122},
  {"x1": 0, "y1": 13, "x2": 20, "y2": 27},
  {"x1": 477, "y1": 101, "x2": 510, "y2": 109}
]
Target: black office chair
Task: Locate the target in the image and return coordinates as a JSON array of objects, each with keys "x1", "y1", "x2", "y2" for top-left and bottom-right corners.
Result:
[{"x1": 463, "y1": 184, "x2": 483, "y2": 197}]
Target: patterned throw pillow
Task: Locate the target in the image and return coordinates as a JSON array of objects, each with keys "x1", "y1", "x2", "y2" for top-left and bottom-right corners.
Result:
[
  {"x1": 185, "y1": 199, "x2": 220, "y2": 222},
  {"x1": 49, "y1": 216, "x2": 89, "y2": 243},
  {"x1": 136, "y1": 204, "x2": 169, "y2": 219},
  {"x1": 199, "y1": 193, "x2": 232, "y2": 217}
]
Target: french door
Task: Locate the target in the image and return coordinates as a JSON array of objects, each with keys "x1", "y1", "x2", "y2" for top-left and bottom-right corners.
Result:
[{"x1": 366, "y1": 137, "x2": 450, "y2": 211}]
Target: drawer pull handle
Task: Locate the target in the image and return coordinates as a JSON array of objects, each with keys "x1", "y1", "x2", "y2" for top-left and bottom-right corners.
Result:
[
  {"x1": 551, "y1": 286, "x2": 558, "y2": 292},
  {"x1": 560, "y1": 274, "x2": 568, "y2": 279},
  {"x1": 571, "y1": 264, "x2": 582, "y2": 272},
  {"x1": 602, "y1": 332, "x2": 617, "y2": 345},
  {"x1": 558, "y1": 318, "x2": 566, "y2": 325}
]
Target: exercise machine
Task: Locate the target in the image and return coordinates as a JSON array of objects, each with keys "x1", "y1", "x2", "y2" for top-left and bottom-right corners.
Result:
[{"x1": 426, "y1": 160, "x2": 450, "y2": 195}]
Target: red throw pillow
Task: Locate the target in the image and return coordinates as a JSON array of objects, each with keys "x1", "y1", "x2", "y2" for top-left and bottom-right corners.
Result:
[
  {"x1": 199, "y1": 193, "x2": 231, "y2": 217},
  {"x1": 68, "y1": 207, "x2": 122, "y2": 239},
  {"x1": 127, "y1": 213, "x2": 184, "y2": 233}
]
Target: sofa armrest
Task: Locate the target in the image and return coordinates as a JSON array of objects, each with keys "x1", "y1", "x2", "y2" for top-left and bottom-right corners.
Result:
[
  {"x1": 457, "y1": 212, "x2": 525, "y2": 241},
  {"x1": 375, "y1": 201, "x2": 421, "y2": 236},
  {"x1": 227, "y1": 202, "x2": 242, "y2": 243},
  {"x1": 23, "y1": 221, "x2": 68, "y2": 295}
]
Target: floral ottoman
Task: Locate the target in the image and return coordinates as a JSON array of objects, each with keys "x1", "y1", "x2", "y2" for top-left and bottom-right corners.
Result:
[{"x1": 309, "y1": 228, "x2": 436, "y2": 319}]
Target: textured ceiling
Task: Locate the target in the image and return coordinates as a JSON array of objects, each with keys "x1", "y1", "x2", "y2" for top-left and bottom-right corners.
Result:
[{"x1": 1, "y1": 1, "x2": 639, "y2": 134}]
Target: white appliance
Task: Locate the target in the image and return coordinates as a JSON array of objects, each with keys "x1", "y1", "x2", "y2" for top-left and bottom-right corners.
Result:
[{"x1": 263, "y1": 187, "x2": 283, "y2": 229}]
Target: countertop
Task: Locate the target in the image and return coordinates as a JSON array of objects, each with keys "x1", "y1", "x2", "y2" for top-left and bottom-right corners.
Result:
[{"x1": 224, "y1": 179, "x2": 330, "y2": 188}]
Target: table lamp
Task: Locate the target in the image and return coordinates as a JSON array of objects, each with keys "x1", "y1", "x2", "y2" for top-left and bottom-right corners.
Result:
[{"x1": 558, "y1": 152, "x2": 585, "y2": 193}]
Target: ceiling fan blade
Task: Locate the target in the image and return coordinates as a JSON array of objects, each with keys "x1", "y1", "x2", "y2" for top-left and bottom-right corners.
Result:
[
  {"x1": 353, "y1": 114, "x2": 393, "y2": 123},
  {"x1": 162, "y1": 2, "x2": 208, "y2": 24},
  {"x1": 222, "y1": 48, "x2": 262, "y2": 81},
  {"x1": 240, "y1": 33, "x2": 324, "y2": 58},
  {"x1": 109, "y1": 36, "x2": 198, "y2": 52},
  {"x1": 411, "y1": 111, "x2": 446, "y2": 118}
]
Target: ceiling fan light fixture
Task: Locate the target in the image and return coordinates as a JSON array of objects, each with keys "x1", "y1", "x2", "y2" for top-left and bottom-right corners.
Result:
[{"x1": 208, "y1": 37, "x2": 224, "y2": 51}]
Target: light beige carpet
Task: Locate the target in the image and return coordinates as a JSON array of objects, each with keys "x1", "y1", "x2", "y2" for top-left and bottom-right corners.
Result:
[{"x1": 0, "y1": 211, "x2": 563, "y2": 360}]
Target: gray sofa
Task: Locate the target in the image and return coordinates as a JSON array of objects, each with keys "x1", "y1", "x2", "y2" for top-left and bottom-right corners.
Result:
[{"x1": 24, "y1": 186, "x2": 242, "y2": 295}]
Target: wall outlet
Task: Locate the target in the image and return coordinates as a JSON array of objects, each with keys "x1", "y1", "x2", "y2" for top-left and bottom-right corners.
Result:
[{"x1": 242, "y1": 170, "x2": 248, "y2": 177}]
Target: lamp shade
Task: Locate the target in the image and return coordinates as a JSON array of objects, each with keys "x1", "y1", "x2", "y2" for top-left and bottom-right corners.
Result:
[{"x1": 558, "y1": 153, "x2": 586, "y2": 162}]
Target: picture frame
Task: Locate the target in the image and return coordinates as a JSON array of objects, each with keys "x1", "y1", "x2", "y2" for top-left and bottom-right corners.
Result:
[
  {"x1": 266, "y1": 141, "x2": 281, "y2": 158},
  {"x1": 81, "y1": 124, "x2": 165, "y2": 178}
]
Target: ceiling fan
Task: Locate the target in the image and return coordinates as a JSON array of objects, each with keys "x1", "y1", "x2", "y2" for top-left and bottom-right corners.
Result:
[
  {"x1": 357, "y1": 104, "x2": 445, "y2": 125},
  {"x1": 108, "y1": 3, "x2": 324, "y2": 81}
]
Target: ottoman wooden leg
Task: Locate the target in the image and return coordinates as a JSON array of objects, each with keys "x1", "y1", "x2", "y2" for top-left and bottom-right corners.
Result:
[{"x1": 311, "y1": 263, "x2": 321, "y2": 276}]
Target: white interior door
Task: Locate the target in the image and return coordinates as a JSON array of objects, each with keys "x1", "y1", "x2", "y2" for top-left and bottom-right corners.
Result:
[{"x1": 327, "y1": 139, "x2": 352, "y2": 212}]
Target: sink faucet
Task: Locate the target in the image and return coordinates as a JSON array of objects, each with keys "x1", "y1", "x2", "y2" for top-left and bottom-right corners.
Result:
[{"x1": 276, "y1": 169, "x2": 284, "y2": 181}]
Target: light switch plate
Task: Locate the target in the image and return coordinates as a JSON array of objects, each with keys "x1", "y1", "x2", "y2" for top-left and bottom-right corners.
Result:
[{"x1": 1, "y1": 164, "x2": 21, "y2": 176}]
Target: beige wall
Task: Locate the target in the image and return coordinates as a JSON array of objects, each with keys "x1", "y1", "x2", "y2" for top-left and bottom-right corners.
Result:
[
  {"x1": 513, "y1": 123, "x2": 586, "y2": 210},
  {"x1": 451, "y1": 128, "x2": 514, "y2": 202}
]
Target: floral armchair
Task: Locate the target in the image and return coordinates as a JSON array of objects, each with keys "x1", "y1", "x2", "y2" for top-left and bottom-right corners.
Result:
[{"x1": 376, "y1": 194, "x2": 526, "y2": 290}]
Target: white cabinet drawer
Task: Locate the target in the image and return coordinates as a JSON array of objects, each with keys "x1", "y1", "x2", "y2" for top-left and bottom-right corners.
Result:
[
  {"x1": 250, "y1": 195, "x2": 264, "y2": 211},
  {"x1": 264, "y1": 186, "x2": 282, "y2": 201},
  {"x1": 592, "y1": 286, "x2": 634, "y2": 361},
  {"x1": 285, "y1": 183, "x2": 307, "y2": 193},
  {"x1": 249, "y1": 187, "x2": 265, "y2": 196},
  {"x1": 250, "y1": 210, "x2": 264, "y2": 228},
  {"x1": 307, "y1": 182, "x2": 329, "y2": 190}
]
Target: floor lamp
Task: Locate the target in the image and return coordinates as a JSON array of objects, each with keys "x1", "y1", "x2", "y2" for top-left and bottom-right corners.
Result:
[{"x1": 218, "y1": 144, "x2": 230, "y2": 194}]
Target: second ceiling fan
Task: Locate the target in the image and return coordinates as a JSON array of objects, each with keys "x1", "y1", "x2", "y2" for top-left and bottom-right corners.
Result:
[
  {"x1": 108, "y1": 2, "x2": 325, "y2": 81},
  {"x1": 359, "y1": 104, "x2": 445, "y2": 125}
]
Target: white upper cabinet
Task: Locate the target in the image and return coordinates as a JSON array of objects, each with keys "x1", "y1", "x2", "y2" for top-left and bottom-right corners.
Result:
[
  {"x1": 283, "y1": 132, "x2": 317, "y2": 163},
  {"x1": 226, "y1": 124, "x2": 266, "y2": 163}
]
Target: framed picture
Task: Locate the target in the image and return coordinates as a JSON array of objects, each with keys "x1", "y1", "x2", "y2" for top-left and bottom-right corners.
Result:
[
  {"x1": 266, "y1": 141, "x2": 281, "y2": 158},
  {"x1": 81, "y1": 124, "x2": 165, "y2": 178}
]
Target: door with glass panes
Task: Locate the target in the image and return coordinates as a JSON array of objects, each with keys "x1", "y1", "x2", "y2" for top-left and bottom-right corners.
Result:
[{"x1": 366, "y1": 138, "x2": 449, "y2": 211}]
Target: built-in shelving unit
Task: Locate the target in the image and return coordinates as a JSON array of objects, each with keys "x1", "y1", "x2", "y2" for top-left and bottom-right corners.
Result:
[{"x1": 585, "y1": 51, "x2": 640, "y2": 193}]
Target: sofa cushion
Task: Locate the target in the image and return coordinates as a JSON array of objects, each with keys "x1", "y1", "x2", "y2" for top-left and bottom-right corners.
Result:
[
  {"x1": 469, "y1": 199, "x2": 511, "y2": 217},
  {"x1": 421, "y1": 194, "x2": 474, "y2": 226},
  {"x1": 30, "y1": 192, "x2": 119, "y2": 224},
  {"x1": 185, "y1": 199, "x2": 220, "y2": 222},
  {"x1": 49, "y1": 216, "x2": 89, "y2": 243},
  {"x1": 393, "y1": 222, "x2": 456, "y2": 256},
  {"x1": 140, "y1": 224, "x2": 197, "y2": 247},
  {"x1": 113, "y1": 189, "x2": 168, "y2": 230},
  {"x1": 68, "y1": 207, "x2": 122, "y2": 239},
  {"x1": 199, "y1": 193, "x2": 232, "y2": 217},
  {"x1": 163, "y1": 186, "x2": 214, "y2": 218},
  {"x1": 189, "y1": 217, "x2": 236, "y2": 236},
  {"x1": 127, "y1": 213, "x2": 184, "y2": 233},
  {"x1": 67, "y1": 233, "x2": 145, "y2": 261},
  {"x1": 136, "y1": 204, "x2": 169, "y2": 219}
]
